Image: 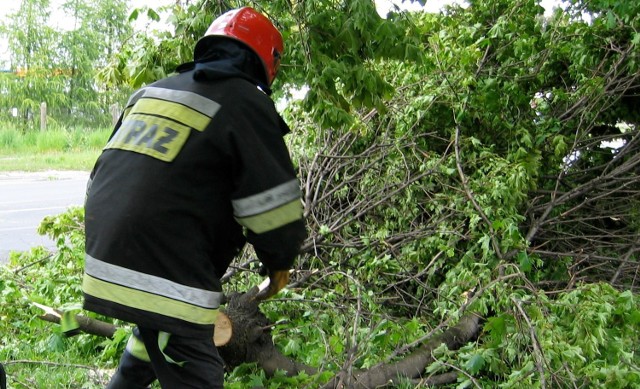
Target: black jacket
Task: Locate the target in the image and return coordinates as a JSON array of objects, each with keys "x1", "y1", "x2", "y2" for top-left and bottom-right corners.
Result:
[{"x1": 83, "y1": 60, "x2": 306, "y2": 338}]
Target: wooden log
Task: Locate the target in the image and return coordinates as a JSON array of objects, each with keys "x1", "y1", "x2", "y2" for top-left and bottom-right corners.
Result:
[{"x1": 34, "y1": 302, "x2": 117, "y2": 338}]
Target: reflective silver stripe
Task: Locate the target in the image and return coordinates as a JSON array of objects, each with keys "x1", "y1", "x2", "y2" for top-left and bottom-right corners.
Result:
[
  {"x1": 125, "y1": 88, "x2": 146, "y2": 109},
  {"x1": 125, "y1": 87, "x2": 220, "y2": 117},
  {"x1": 85, "y1": 254, "x2": 222, "y2": 309},
  {"x1": 135, "y1": 87, "x2": 220, "y2": 117},
  {"x1": 232, "y1": 179, "x2": 301, "y2": 217}
]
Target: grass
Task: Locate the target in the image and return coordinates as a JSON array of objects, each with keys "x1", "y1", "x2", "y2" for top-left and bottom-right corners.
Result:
[{"x1": 0, "y1": 124, "x2": 111, "y2": 172}]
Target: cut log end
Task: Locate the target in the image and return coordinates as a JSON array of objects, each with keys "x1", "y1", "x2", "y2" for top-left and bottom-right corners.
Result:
[{"x1": 213, "y1": 311, "x2": 233, "y2": 346}]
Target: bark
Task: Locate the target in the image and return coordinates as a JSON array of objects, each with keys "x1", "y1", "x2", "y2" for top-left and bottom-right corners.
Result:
[{"x1": 421, "y1": 372, "x2": 460, "y2": 386}]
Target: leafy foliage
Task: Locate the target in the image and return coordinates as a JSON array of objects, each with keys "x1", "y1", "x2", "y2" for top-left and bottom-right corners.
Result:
[{"x1": 0, "y1": 208, "x2": 121, "y2": 388}]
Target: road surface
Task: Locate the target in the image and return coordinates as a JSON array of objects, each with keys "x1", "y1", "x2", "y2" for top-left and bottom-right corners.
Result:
[{"x1": 0, "y1": 171, "x2": 89, "y2": 263}]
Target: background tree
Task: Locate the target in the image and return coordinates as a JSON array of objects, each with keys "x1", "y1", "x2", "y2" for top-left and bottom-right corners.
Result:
[
  {"x1": 0, "y1": 0, "x2": 58, "y2": 124},
  {"x1": 0, "y1": 0, "x2": 133, "y2": 128},
  {"x1": 56, "y1": 0, "x2": 133, "y2": 125}
]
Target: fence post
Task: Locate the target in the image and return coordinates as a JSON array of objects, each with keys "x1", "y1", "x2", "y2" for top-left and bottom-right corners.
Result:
[
  {"x1": 110, "y1": 104, "x2": 120, "y2": 127},
  {"x1": 40, "y1": 102, "x2": 47, "y2": 132}
]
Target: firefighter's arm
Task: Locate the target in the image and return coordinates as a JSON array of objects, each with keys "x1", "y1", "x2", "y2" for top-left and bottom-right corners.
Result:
[{"x1": 248, "y1": 220, "x2": 306, "y2": 301}]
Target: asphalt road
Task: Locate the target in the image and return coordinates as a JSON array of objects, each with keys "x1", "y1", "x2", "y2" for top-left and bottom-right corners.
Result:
[{"x1": 0, "y1": 171, "x2": 89, "y2": 263}]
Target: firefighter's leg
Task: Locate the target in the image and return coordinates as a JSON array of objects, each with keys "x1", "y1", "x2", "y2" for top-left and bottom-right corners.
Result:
[
  {"x1": 106, "y1": 327, "x2": 156, "y2": 389},
  {"x1": 137, "y1": 327, "x2": 224, "y2": 389}
]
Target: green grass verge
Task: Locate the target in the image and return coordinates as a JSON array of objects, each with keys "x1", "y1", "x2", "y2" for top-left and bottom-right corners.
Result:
[
  {"x1": 0, "y1": 125, "x2": 111, "y2": 172},
  {"x1": 0, "y1": 151, "x2": 100, "y2": 172}
]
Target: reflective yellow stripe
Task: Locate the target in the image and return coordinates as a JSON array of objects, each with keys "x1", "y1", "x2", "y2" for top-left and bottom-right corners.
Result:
[
  {"x1": 131, "y1": 99, "x2": 211, "y2": 131},
  {"x1": 85, "y1": 254, "x2": 222, "y2": 307},
  {"x1": 126, "y1": 331, "x2": 172, "y2": 363},
  {"x1": 125, "y1": 87, "x2": 220, "y2": 117},
  {"x1": 111, "y1": 87, "x2": 220, "y2": 161},
  {"x1": 235, "y1": 199, "x2": 303, "y2": 233},
  {"x1": 126, "y1": 334, "x2": 151, "y2": 362},
  {"x1": 83, "y1": 274, "x2": 219, "y2": 325}
]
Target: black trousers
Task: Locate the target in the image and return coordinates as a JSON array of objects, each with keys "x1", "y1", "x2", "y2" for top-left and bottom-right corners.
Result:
[{"x1": 106, "y1": 326, "x2": 224, "y2": 389}]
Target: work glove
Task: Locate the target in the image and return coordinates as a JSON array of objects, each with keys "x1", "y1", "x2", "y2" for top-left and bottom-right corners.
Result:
[{"x1": 254, "y1": 269, "x2": 290, "y2": 301}]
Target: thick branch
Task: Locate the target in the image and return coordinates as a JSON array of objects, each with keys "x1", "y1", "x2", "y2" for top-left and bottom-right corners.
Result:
[
  {"x1": 320, "y1": 313, "x2": 481, "y2": 389},
  {"x1": 37, "y1": 311, "x2": 117, "y2": 338}
]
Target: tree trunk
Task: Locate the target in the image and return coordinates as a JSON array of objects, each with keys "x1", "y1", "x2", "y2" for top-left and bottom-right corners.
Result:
[{"x1": 216, "y1": 288, "x2": 318, "y2": 376}]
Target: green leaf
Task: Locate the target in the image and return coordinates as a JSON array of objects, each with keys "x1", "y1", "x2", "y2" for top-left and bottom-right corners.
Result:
[
  {"x1": 319, "y1": 225, "x2": 331, "y2": 235},
  {"x1": 128, "y1": 8, "x2": 139, "y2": 22},
  {"x1": 484, "y1": 315, "x2": 507, "y2": 345},
  {"x1": 47, "y1": 332, "x2": 66, "y2": 352},
  {"x1": 283, "y1": 338, "x2": 301, "y2": 355},
  {"x1": 247, "y1": 375, "x2": 264, "y2": 388},
  {"x1": 466, "y1": 353, "x2": 485, "y2": 374},
  {"x1": 628, "y1": 309, "x2": 640, "y2": 325},
  {"x1": 479, "y1": 234, "x2": 491, "y2": 257},
  {"x1": 606, "y1": 11, "x2": 617, "y2": 29},
  {"x1": 147, "y1": 8, "x2": 160, "y2": 22},
  {"x1": 517, "y1": 251, "x2": 532, "y2": 272}
]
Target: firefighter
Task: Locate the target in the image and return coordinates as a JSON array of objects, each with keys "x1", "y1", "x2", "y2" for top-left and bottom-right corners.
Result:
[{"x1": 82, "y1": 7, "x2": 307, "y2": 388}]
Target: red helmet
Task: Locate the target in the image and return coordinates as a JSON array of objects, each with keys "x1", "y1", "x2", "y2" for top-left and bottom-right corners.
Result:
[{"x1": 194, "y1": 7, "x2": 283, "y2": 86}]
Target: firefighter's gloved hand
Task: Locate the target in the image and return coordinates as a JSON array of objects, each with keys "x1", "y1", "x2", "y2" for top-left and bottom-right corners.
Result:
[{"x1": 255, "y1": 270, "x2": 290, "y2": 301}]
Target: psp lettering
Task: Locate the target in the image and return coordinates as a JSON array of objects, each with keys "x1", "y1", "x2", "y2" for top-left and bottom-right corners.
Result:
[{"x1": 117, "y1": 119, "x2": 178, "y2": 154}]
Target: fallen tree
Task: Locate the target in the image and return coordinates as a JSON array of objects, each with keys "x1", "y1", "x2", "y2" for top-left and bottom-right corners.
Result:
[{"x1": 36, "y1": 295, "x2": 481, "y2": 388}]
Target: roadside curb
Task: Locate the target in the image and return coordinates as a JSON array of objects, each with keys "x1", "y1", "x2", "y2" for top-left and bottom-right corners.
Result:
[{"x1": 0, "y1": 171, "x2": 89, "y2": 181}]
